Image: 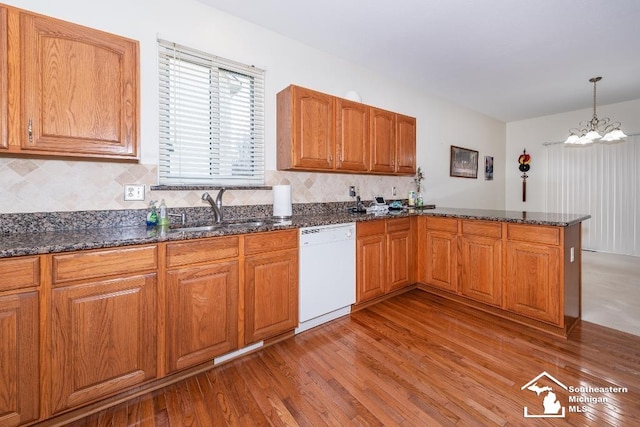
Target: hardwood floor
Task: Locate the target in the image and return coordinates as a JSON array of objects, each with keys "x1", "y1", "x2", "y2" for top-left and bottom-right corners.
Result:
[{"x1": 64, "y1": 290, "x2": 640, "y2": 426}]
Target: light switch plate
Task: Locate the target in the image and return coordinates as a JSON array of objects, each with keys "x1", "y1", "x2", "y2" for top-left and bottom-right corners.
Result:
[{"x1": 124, "y1": 184, "x2": 145, "y2": 201}]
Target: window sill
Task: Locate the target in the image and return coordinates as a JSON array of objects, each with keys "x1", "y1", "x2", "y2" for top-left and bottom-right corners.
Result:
[{"x1": 150, "y1": 185, "x2": 273, "y2": 191}]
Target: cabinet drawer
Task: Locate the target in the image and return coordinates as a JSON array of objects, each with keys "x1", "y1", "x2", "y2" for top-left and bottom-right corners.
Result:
[
  {"x1": 52, "y1": 245, "x2": 157, "y2": 284},
  {"x1": 462, "y1": 220, "x2": 501, "y2": 238},
  {"x1": 357, "y1": 220, "x2": 386, "y2": 237},
  {"x1": 166, "y1": 236, "x2": 239, "y2": 268},
  {"x1": 0, "y1": 256, "x2": 39, "y2": 291},
  {"x1": 507, "y1": 224, "x2": 560, "y2": 246},
  {"x1": 244, "y1": 229, "x2": 298, "y2": 255},
  {"x1": 387, "y1": 217, "x2": 411, "y2": 232},
  {"x1": 426, "y1": 217, "x2": 458, "y2": 233}
]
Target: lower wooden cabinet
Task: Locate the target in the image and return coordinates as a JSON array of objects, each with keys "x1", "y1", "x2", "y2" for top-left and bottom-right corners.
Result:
[
  {"x1": 356, "y1": 221, "x2": 386, "y2": 303},
  {"x1": 165, "y1": 237, "x2": 240, "y2": 373},
  {"x1": 49, "y1": 246, "x2": 158, "y2": 415},
  {"x1": 504, "y1": 241, "x2": 561, "y2": 324},
  {"x1": 50, "y1": 273, "x2": 157, "y2": 413},
  {"x1": 356, "y1": 218, "x2": 414, "y2": 304},
  {"x1": 244, "y1": 230, "x2": 299, "y2": 344},
  {"x1": 166, "y1": 262, "x2": 239, "y2": 372},
  {"x1": 459, "y1": 221, "x2": 502, "y2": 307},
  {"x1": 420, "y1": 217, "x2": 458, "y2": 293},
  {"x1": 0, "y1": 291, "x2": 39, "y2": 427}
]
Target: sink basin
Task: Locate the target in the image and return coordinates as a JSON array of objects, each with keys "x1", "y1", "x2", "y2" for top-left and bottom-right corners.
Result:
[{"x1": 169, "y1": 219, "x2": 267, "y2": 233}]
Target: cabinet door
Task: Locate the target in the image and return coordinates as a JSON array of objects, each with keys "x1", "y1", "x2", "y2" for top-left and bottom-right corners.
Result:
[
  {"x1": 369, "y1": 107, "x2": 396, "y2": 173},
  {"x1": 335, "y1": 98, "x2": 369, "y2": 171},
  {"x1": 50, "y1": 274, "x2": 156, "y2": 413},
  {"x1": 505, "y1": 242, "x2": 561, "y2": 325},
  {"x1": 0, "y1": 291, "x2": 39, "y2": 426},
  {"x1": 20, "y1": 12, "x2": 138, "y2": 158},
  {"x1": 386, "y1": 219, "x2": 413, "y2": 292},
  {"x1": 396, "y1": 114, "x2": 416, "y2": 174},
  {"x1": 245, "y1": 249, "x2": 298, "y2": 344},
  {"x1": 356, "y1": 233, "x2": 386, "y2": 303},
  {"x1": 459, "y1": 235, "x2": 502, "y2": 306},
  {"x1": 291, "y1": 86, "x2": 334, "y2": 169},
  {"x1": 166, "y1": 262, "x2": 238, "y2": 373},
  {"x1": 424, "y1": 230, "x2": 458, "y2": 292},
  {"x1": 0, "y1": 6, "x2": 7, "y2": 150}
]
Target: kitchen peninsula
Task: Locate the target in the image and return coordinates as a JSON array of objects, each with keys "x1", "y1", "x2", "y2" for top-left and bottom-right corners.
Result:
[{"x1": 0, "y1": 206, "x2": 589, "y2": 426}]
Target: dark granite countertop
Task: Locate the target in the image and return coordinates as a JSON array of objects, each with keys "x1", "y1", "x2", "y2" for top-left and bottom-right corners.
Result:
[{"x1": 0, "y1": 208, "x2": 590, "y2": 258}]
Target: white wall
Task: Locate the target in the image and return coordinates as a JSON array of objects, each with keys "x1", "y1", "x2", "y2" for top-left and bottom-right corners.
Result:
[
  {"x1": 1, "y1": 0, "x2": 506, "y2": 213},
  {"x1": 506, "y1": 98, "x2": 640, "y2": 212}
]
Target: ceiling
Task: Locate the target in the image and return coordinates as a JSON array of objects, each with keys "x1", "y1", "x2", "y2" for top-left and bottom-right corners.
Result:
[{"x1": 197, "y1": 0, "x2": 640, "y2": 122}]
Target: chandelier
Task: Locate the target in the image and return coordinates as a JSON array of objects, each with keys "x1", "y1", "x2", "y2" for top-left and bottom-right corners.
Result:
[{"x1": 564, "y1": 76, "x2": 627, "y2": 144}]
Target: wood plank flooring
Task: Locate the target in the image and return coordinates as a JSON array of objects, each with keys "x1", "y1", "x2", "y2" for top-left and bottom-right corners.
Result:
[{"x1": 65, "y1": 290, "x2": 640, "y2": 426}]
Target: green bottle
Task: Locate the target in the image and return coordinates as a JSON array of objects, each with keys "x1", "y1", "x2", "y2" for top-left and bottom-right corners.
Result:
[{"x1": 146, "y1": 200, "x2": 158, "y2": 227}]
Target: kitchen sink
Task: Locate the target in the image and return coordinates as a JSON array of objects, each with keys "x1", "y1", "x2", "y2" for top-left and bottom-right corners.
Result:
[{"x1": 169, "y1": 219, "x2": 267, "y2": 233}]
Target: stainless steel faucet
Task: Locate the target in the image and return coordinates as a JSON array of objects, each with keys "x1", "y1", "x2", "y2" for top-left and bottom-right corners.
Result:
[{"x1": 202, "y1": 189, "x2": 225, "y2": 223}]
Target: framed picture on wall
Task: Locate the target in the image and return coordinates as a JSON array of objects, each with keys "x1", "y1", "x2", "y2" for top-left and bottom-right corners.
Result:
[
  {"x1": 450, "y1": 145, "x2": 479, "y2": 178},
  {"x1": 485, "y1": 156, "x2": 494, "y2": 180}
]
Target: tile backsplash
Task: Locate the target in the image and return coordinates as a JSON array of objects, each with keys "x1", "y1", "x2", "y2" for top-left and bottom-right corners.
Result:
[{"x1": 0, "y1": 158, "x2": 415, "y2": 214}]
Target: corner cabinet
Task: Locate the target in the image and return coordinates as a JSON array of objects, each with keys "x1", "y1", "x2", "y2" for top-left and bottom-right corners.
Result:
[
  {"x1": 277, "y1": 84, "x2": 415, "y2": 175},
  {"x1": 2, "y1": 3, "x2": 139, "y2": 160},
  {"x1": 48, "y1": 246, "x2": 157, "y2": 414}
]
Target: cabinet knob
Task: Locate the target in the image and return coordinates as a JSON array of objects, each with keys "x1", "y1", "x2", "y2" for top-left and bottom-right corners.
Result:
[{"x1": 27, "y1": 119, "x2": 33, "y2": 143}]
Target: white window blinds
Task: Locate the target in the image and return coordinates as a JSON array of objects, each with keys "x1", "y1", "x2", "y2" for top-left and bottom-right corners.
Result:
[
  {"x1": 158, "y1": 40, "x2": 265, "y2": 185},
  {"x1": 545, "y1": 135, "x2": 640, "y2": 256}
]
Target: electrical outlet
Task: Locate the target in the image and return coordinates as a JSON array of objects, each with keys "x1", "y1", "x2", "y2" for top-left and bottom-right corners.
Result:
[
  {"x1": 124, "y1": 184, "x2": 145, "y2": 201},
  {"x1": 349, "y1": 186, "x2": 356, "y2": 197},
  {"x1": 392, "y1": 186, "x2": 397, "y2": 197}
]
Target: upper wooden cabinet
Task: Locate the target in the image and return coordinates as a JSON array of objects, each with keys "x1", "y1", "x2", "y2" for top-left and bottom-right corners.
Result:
[
  {"x1": 277, "y1": 84, "x2": 415, "y2": 175},
  {"x1": 1, "y1": 3, "x2": 139, "y2": 160},
  {"x1": 336, "y1": 97, "x2": 369, "y2": 172},
  {"x1": 0, "y1": 6, "x2": 8, "y2": 150},
  {"x1": 277, "y1": 85, "x2": 334, "y2": 171}
]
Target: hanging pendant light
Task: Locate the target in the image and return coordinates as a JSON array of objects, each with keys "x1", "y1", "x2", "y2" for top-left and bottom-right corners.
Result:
[{"x1": 564, "y1": 77, "x2": 627, "y2": 145}]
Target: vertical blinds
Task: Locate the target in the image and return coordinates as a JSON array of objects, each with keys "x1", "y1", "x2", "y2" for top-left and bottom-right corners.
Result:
[
  {"x1": 158, "y1": 39, "x2": 265, "y2": 185},
  {"x1": 545, "y1": 135, "x2": 639, "y2": 256}
]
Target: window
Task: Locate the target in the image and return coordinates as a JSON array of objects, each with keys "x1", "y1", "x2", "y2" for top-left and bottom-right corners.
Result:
[{"x1": 158, "y1": 40, "x2": 265, "y2": 185}]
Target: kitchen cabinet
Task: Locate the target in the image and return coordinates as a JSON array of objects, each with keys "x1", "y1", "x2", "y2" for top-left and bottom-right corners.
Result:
[
  {"x1": 356, "y1": 218, "x2": 415, "y2": 304},
  {"x1": 0, "y1": 6, "x2": 7, "y2": 150},
  {"x1": 369, "y1": 107, "x2": 396, "y2": 173},
  {"x1": 386, "y1": 217, "x2": 414, "y2": 292},
  {"x1": 244, "y1": 230, "x2": 299, "y2": 344},
  {"x1": 459, "y1": 220, "x2": 502, "y2": 307},
  {"x1": 356, "y1": 220, "x2": 386, "y2": 303},
  {"x1": 504, "y1": 225, "x2": 562, "y2": 324},
  {"x1": 165, "y1": 237, "x2": 239, "y2": 373},
  {"x1": 49, "y1": 246, "x2": 157, "y2": 414},
  {"x1": 420, "y1": 217, "x2": 458, "y2": 293},
  {"x1": 277, "y1": 85, "x2": 334, "y2": 170},
  {"x1": 335, "y1": 97, "x2": 369, "y2": 172},
  {"x1": 0, "y1": 257, "x2": 39, "y2": 427},
  {"x1": 1, "y1": 4, "x2": 139, "y2": 160},
  {"x1": 277, "y1": 84, "x2": 416, "y2": 176}
]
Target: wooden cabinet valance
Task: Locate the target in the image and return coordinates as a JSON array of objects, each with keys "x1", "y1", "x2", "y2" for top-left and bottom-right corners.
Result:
[{"x1": 277, "y1": 85, "x2": 416, "y2": 176}]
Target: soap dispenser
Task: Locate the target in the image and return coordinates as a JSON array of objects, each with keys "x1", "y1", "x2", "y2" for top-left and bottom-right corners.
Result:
[
  {"x1": 146, "y1": 200, "x2": 158, "y2": 227},
  {"x1": 158, "y1": 199, "x2": 169, "y2": 226}
]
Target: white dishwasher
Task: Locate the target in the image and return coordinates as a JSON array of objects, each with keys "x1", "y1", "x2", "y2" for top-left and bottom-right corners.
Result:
[{"x1": 296, "y1": 222, "x2": 356, "y2": 334}]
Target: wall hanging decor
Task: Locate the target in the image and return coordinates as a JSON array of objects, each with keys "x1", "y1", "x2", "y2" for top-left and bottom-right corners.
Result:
[
  {"x1": 450, "y1": 145, "x2": 478, "y2": 178},
  {"x1": 484, "y1": 156, "x2": 494, "y2": 181},
  {"x1": 518, "y1": 149, "x2": 531, "y2": 202}
]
